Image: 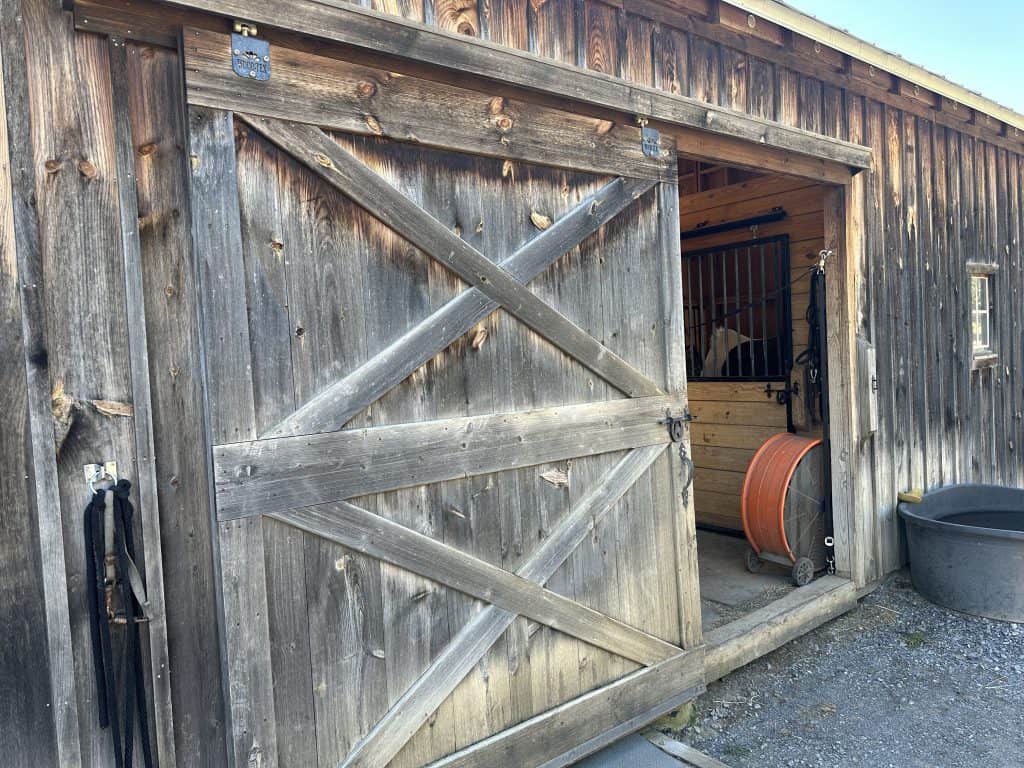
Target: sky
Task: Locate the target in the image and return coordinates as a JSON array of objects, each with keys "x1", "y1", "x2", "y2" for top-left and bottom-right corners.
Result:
[{"x1": 786, "y1": 0, "x2": 1024, "y2": 114}]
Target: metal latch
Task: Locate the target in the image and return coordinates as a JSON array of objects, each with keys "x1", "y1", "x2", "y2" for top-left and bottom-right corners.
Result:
[
  {"x1": 764, "y1": 381, "x2": 799, "y2": 405},
  {"x1": 661, "y1": 409, "x2": 695, "y2": 443},
  {"x1": 232, "y1": 21, "x2": 271, "y2": 81},
  {"x1": 636, "y1": 116, "x2": 662, "y2": 159}
]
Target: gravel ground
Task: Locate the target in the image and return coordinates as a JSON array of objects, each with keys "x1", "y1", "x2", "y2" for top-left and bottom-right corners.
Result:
[{"x1": 660, "y1": 571, "x2": 1024, "y2": 768}]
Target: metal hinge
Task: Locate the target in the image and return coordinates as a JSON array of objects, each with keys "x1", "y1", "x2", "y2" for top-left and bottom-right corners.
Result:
[
  {"x1": 232, "y1": 21, "x2": 271, "y2": 81},
  {"x1": 636, "y1": 116, "x2": 662, "y2": 159}
]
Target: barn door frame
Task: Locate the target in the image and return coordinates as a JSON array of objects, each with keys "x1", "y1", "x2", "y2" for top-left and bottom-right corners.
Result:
[{"x1": 181, "y1": 31, "x2": 705, "y2": 768}]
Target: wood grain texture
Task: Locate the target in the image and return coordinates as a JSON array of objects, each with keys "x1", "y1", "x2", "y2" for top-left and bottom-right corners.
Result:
[
  {"x1": 185, "y1": 107, "x2": 276, "y2": 766},
  {"x1": 265, "y1": 176, "x2": 656, "y2": 439},
  {"x1": 215, "y1": 394, "x2": 682, "y2": 519},
  {"x1": 157, "y1": 0, "x2": 873, "y2": 168},
  {"x1": 273, "y1": 501, "x2": 681, "y2": 664},
  {"x1": 126, "y1": 42, "x2": 229, "y2": 766},
  {"x1": 340, "y1": 445, "x2": 665, "y2": 768},
  {"x1": 107, "y1": 36, "x2": 176, "y2": 767},
  {"x1": 0, "y1": 4, "x2": 64, "y2": 762},
  {"x1": 182, "y1": 28, "x2": 673, "y2": 182},
  {"x1": 430, "y1": 646, "x2": 704, "y2": 768},
  {"x1": 241, "y1": 114, "x2": 665, "y2": 399}
]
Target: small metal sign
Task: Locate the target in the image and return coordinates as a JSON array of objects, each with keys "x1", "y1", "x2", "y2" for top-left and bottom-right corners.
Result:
[
  {"x1": 231, "y1": 32, "x2": 271, "y2": 81},
  {"x1": 640, "y1": 125, "x2": 662, "y2": 158}
]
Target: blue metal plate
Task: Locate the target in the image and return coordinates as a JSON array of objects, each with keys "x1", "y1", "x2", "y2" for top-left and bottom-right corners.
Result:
[
  {"x1": 231, "y1": 32, "x2": 270, "y2": 81},
  {"x1": 641, "y1": 125, "x2": 662, "y2": 158}
]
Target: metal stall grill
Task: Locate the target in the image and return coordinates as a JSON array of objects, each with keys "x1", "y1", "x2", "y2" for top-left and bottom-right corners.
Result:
[{"x1": 682, "y1": 235, "x2": 792, "y2": 382}]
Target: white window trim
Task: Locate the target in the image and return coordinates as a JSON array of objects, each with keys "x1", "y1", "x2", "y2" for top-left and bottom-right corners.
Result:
[{"x1": 968, "y1": 265, "x2": 998, "y2": 370}]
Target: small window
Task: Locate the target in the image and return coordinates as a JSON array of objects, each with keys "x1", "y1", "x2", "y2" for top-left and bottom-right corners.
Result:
[
  {"x1": 970, "y1": 274, "x2": 991, "y2": 354},
  {"x1": 967, "y1": 263, "x2": 998, "y2": 368}
]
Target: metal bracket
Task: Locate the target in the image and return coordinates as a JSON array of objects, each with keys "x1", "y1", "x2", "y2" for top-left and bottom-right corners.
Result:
[
  {"x1": 231, "y1": 22, "x2": 271, "y2": 81},
  {"x1": 661, "y1": 410, "x2": 695, "y2": 443},
  {"x1": 84, "y1": 461, "x2": 118, "y2": 491},
  {"x1": 640, "y1": 125, "x2": 662, "y2": 159}
]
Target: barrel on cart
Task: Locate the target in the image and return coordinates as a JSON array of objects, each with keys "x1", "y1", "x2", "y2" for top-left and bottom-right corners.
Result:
[{"x1": 741, "y1": 433, "x2": 828, "y2": 586}]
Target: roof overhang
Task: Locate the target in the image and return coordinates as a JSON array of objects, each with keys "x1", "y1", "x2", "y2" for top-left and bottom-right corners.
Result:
[{"x1": 726, "y1": 0, "x2": 1024, "y2": 133}]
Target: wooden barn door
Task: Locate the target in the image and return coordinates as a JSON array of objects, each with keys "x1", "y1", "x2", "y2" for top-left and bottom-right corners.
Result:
[{"x1": 182, "y1": 29, "x2": 703, "y2": 768}]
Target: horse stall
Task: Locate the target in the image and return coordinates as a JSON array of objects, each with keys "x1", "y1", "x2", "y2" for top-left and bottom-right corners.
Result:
[{"x1": 2, "y1": 1, "x2": 1022, "y2": 767}]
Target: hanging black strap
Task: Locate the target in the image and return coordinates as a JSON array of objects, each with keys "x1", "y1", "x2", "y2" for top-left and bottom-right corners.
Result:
[
  {"x1": 795, "y1": 268, "x2": 826, "y2": 423},
  {"x1": 84, "y1": 479, "x2": 155, "y2": 768}
]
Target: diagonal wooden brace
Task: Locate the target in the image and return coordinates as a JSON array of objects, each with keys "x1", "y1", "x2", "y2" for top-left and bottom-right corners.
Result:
[{"x1": 239, "y1": 114, "x2": 664, "y2": 401}]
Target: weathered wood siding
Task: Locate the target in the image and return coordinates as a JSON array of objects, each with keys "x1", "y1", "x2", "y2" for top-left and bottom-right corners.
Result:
[{"x1": 1, "y1": 0, "x2": 1022, "y2": 764}]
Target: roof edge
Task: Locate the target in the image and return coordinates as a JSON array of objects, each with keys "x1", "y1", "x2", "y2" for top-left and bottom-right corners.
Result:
[{"x1": 726, "y1": 0, "x2": 1024, "y2": 132}]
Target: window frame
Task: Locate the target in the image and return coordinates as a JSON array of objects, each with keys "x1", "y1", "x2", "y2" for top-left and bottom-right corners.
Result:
[{"x1": 967, "y1": 262, "x2": 998, "y2": 370}]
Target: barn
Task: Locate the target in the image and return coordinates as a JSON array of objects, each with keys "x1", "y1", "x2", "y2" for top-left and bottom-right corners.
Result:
[{"x1": 1, "y1": 0, "x2": 1021, "y2": 765}]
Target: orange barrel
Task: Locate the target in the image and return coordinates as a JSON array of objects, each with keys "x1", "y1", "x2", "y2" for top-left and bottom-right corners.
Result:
[{"x1": 741, "y1": 433, "x2": 824, "y2": 563}]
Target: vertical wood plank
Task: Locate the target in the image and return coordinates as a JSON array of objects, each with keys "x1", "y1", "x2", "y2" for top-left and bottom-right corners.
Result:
[
  {"x1": 107, "y1": 36, "x2": 176, "y2": 768},
  {"x1": 0, "y1": 4, "x2": 65, "y2": 762},
  {"x1": 657, "y1": 180, "x2": 702, "y2": 647},
  {"x1": 748, "y1": 57, "x2": 775, "y2": 121},
  {"x1": 653, "y1": 26, "x2": 689, "y2": 98},
  {"x1": 479, "y1": 0, "x2": 528, "y2": 50},
  {"x1": 528, "y1": 0, "x2": 575, "y2": 64},
  {"x1": 720, "y1": 47, "x2": 748, "y2": 112},
  {"x1": 186, "y1": 107, "x2": 257, "y2": 445},
  {"x1": 186, "y1": 105, "x2": 277, "y2": 766},
  {"x1": 126, "y1": 41, "x2": 229, "y2": 767},
  {"x1": 689, "y1": 35, "x2": 719, "y2": 106},
  {"x1": 584, "y1": 0, "x2": 619, "y2": 76},
  {"x1": 18, "y1": 7, "x2": 139, "y2": 764}
]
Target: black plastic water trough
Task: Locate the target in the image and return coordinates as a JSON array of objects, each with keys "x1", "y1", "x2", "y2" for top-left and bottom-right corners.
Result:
[{"x1": 899, "y1": 485, "x2": 1024, "y2": 622}]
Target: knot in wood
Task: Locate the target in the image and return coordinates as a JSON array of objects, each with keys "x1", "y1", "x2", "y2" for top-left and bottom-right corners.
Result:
[
  {"x1": 494, "y1": 114, "x2": 514, "y2": 133},
  {"x1": 456, "y1": 20, "x2": 476, "y2": 36},
  {"x1": 138, "y1": 142, "x2": 158, "y2": 157},
  {"x1": 594, "y1": 120, "x2": 614, "y2": 136},
  {"x1": 356, "y1": 80, "x2": 377, "y2": 99},
  {"x1": 313, "y1": 152, "x2": 334, "y2": 168},
  {"x1": 44, "y1": 159, "x2": 62, "y2": 174},
  {"x1": 364, "y1": 114, "x2": 383, "y2": 135},
  {"x1": 487, "y1": 97, "x2": 506, "y2": 116},
  {"x1": 77, "y1": 160, "x2": 98, "y2": 179}
]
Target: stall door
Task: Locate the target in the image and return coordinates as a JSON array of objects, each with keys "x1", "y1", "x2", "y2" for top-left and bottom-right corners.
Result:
[{"x1": 182, "y1": 29, "x2": 702, "y2": 768}]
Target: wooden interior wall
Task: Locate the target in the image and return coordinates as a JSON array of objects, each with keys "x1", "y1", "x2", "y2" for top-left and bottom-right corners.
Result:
[
  {"x1": 2, "y1": 0, "x2": 1022, "y2": 763},
  {"x1": 678, "y1": 176, "x2": 825, "y2": 529}
]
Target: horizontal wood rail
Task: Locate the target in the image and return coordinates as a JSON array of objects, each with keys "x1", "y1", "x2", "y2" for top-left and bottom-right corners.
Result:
[
  {"x1": 157, "y1": 0, "x2": 872, "y2": 170},
  {"x1": 263, "y1": 175, "x2": 657, "y2": 439},
  {"x1": 214, "y1": 394, "x2": 684, "y2": 520},
  {"x1": 273, "y1": 501, "x2": 680, "y2": 665},
  {"x1": 184, "y1": 28, "x2": 674, "y2": 181}
]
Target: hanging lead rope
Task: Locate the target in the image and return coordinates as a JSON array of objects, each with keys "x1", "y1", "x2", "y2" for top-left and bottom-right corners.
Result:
[
  {"x1": 795, "y1": 251, "x2": 829, "y2": 425},
  {"x1": 84, "y1": 478, "x2": 155, "y2": 768}
]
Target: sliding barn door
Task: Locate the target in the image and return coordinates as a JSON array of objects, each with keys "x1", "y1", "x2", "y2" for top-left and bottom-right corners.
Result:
[{"x1": 182, "y1": 28, "x2": 702, "y2": 768}]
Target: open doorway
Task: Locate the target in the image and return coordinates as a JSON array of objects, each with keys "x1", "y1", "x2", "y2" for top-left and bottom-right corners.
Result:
[{"x1": 678, "y1": 159, "x2": 834, "y2": 633}]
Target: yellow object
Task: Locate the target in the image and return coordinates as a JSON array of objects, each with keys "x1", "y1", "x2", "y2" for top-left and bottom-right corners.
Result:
[{"x1": 898, "y1": 489, "x2": 924, "y2": 504}]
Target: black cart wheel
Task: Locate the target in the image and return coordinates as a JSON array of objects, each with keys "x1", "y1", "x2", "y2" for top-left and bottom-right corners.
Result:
[
  {"x1": 792, "y1": 557, "x2": 815, "y2": 586},
  {"x1": 744, "y1": 548, "x2": 763, "y2": 574}
]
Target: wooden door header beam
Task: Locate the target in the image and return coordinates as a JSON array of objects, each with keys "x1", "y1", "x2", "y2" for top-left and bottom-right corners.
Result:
[{"x1": 152, "y1": 0, "x2": 871, "y2": 171}]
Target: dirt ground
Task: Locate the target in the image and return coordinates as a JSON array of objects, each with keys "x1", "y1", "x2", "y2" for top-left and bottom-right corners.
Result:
[{"x1": 658, "y1": 571, "x2": 1024, "y2": 768}]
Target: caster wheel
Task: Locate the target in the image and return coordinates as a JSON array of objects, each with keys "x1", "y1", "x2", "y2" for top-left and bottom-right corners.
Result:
[
  {"x1": 744, "y1": 548, "x2": 763, "y2": 574},
  {"x1": 792, "y1": 557, "x2": 815, "y2": 586}
]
